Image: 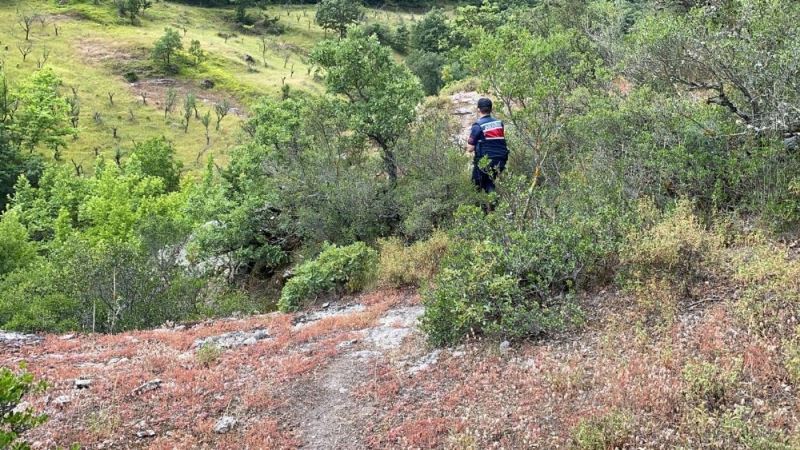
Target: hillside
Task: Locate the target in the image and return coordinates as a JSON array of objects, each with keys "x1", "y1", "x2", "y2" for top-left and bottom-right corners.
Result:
[
  {"x1": 0, "y1": 0, "x2": 412, "y2": 169},
  {"x1": 3, "y1": 1, "x2": 800, "y2": 448},
  {"x1": 3, "y1": 280, "x2": 799, "y2": 448}
]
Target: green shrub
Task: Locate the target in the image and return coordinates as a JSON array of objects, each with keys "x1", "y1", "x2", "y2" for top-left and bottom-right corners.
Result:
[
  {"x1": 406, "y1": 50, "x2": 446, "y2": 95},
  {"x1": 123, "y1": 71, "x2": 139, "y2": 83},
  {"x1": 682, "y1": 359, "x2": 741, "y2": 411},
  {"x1": 196, "y1": 343, "x2": 222, "y2": 367},
  {"x1": 377, "y1": 231, "x2": 449, "y2": 288},
  {"x1": 726, "y1": 234, "x2": 800, "y2": 337},
  {"x1": 620, "y1": 199, "x2": 723, "y2": 296},
  {"x1": 0, "y1": 364, "x2": 48, "y2": 449},
  {"x1": 0, "y1": 212, "x2": 37, "y2": 278},
  {"x1": 783, "y1": 334, "x2": 800, "y2": 386},
  {"x1": 278, "y1": 242, "x2": 378, "y2": 312},
  {"x1": 421, "y1": 205, "x2": 591, "y2": 346},
  {"x1": 572, "y1": 410, "x2": 633, "y2": 450}
]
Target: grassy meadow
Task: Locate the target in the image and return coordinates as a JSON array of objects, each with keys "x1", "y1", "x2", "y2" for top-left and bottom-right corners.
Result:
[{"x1": 0, "y1": 0, "x2": 415, "y2": 170}]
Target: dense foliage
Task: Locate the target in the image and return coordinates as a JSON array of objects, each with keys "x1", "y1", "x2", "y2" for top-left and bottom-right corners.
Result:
[
  {"x1": 1, "y1": 0, "x2": 800, "y2": 355},
  {"x1": 0, "y1": 365, "x2": 47, "y2": 450},
  {"x1": 278, "y1": 242, "x2": 377, "y2": 312}
]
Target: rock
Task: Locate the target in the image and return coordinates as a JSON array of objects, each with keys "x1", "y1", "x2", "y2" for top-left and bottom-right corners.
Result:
[
  {"x1": 74, "y1": 378, "x2": 92, "y2": 389},
  {"x1": 293, "y1": 304, "x2": 366, "y2": 329},
  {"x1": 0, "y1": 331, "x2": 42, "y2": 346},
  {"x1": 337, "y1": 339, "x2": 358, "y2": 350},
  {"x1": 131, "y1": 379, "x2": 162, "y2": 396},
  {"x1": 455, "y1": 107, "x2": 473, "y2": 115},
  {"x1": 193, "y1": 328, "x2": 271, "y2": 349},
  {"x1": 352, "y1": 350, "x2": 382, "y2": 360},
  {"x1": 408, "y1": 350, "x2": 441, "y2": 375},
  {"x1": 59, "y1": 334, "x2": 76, "y2": 340},
  {"x1": 499, "y1": 340, "x2": 511, "y2": 353},
  {"x1": 322, "y1": 302, "x2": 330, "y2": 309},
  {"x1": 200, "y1": 79, "x2": 215, "y2": 89},
  {"x1": 366, "y1": 326, "x2": 412, "y2": 350},
  {"x1": 136, "y1": 429, "x2": 156, "y2": 438},
  {"x1": 53, "y1": 395, "x2": 72, "y2": 407},
  {"x1": 213, "y1": 416, "x2": 237, "y2": 434}
]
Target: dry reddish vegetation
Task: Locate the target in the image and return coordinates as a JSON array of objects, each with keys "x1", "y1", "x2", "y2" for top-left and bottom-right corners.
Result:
[{"x1": 3, "y1": 286, "x2": 800, "y2": 449}]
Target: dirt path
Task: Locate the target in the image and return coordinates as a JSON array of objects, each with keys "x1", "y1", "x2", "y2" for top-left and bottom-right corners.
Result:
[{"x1": 288, "y1": 303, "x2": 425, "y2": 449}]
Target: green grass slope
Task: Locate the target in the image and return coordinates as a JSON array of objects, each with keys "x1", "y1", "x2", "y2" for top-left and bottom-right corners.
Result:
[{"x1": 0, "y1": 0, "x2": 414, "y2": 170}]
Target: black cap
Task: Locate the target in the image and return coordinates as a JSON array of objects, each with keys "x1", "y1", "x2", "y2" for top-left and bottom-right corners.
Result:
[{"x1": 477, "y1": 98, "x2": 493, "y2": 110}]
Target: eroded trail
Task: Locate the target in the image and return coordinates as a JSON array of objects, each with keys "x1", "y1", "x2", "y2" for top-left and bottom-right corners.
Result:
[{"x1": 287, "y1": 302, "x2": 425, "y2": 449}]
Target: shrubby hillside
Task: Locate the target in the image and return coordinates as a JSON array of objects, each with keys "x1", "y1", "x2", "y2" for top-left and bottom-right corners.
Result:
[{"x1": 2, "y1": 0, "x2": 800, "y2": 448}]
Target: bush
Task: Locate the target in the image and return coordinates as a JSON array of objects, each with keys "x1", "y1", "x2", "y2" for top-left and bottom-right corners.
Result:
[
  {"x1": 406, "y1": 50, "x2": 446, "y2": 96},
  {"x1": 278, "y1": 242, "x2": 377, "y2": 312},
  {"x1": 727, "y1": 234, "x2": 800, "y2": 337},
  {"x1": 0, "y1": 212, "x2": 37, "y2": 278},
  {"x1": 123, "y1": 71, "x2": 139, "y2": 83},
  {"x1": 395, "y1": 107, "x2": 480, "y2": 239},
  {"x1": 619, "y1": 199, "x2": 723, "y2": 296},
  {"x1": 682, "y1": 359, "x2": 741, "y2": 411},
  {"x1": 0, "y1": 364, "x2": 48, "y2": 449},
  {"x1": 196, "y1": 343, "x2": 222, "y2": 367},
  {"x1": 421, "y1": 205, "x2": 588, "y2": 346},
  {"x1": 377, "y1": 231, "x2": 449, "y2": 288},
  {"x1": 572, "y1": 410, "x2": 633, "y2": 450}
]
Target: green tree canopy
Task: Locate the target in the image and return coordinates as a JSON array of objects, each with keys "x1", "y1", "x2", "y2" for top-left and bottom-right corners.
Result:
[
  {"x1": 315, "y1": 0, "x2": 364, "y2": 38},
  {"x1": 152, "y1": 27, "x2": 183, "y2": 71},
  {"x1": 9, "y1": 69, "x2": 75, "y2": 159},
  {"x1": 311, "y1": 30, "x2": 423, "y2": 184}
]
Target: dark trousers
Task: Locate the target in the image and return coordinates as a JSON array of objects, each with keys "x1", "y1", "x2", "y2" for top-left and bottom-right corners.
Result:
[{"x1": 472, "y1": 155, "x2": 506, "y2": 193}]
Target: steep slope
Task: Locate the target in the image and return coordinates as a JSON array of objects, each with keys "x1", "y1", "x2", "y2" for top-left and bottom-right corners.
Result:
[{"x1": 4, "y1": 283, "x2": 798, "y2": 448}]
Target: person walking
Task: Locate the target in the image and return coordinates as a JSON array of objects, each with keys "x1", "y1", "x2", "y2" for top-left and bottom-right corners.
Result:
[{"x1": 466, "y1": 98, "x2": 508, "y2": 193}]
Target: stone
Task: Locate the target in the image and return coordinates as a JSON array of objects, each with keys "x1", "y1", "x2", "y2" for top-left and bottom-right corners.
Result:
[
  {"x1": 131, "y1": 379, "x2": 162, "y2": 396},
  {"x1": 408, "y1": 350, "x2": 441, "y2": 375},
  {"x1": 193, "y1": 328, "x2": 271, "y2": 349},
  {"x1": 213, "y1": 416, "x2": 237, "y2": 434},
  {"x1": 136, "y1": 429, "x2": 156, "y2": 438},
  {"x1": 74, "y1": 378, "x2": 92, "y2": 389},
  {"x1": 0, "y1": 331, "x2": 42, "y2": 346},
  {"x1": 499, "y1": 340, "x2": 511, "y2": 353},
  {"x1": 53, "y1": 395, "x2": 72, "y2": 407},
  {"x1": 292, "y1": 304, "x2": 366, "y2": 329}
]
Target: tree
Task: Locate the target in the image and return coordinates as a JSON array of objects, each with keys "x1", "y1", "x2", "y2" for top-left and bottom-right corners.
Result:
[
  {"x1": 152, "y1": 28, "x2": 183, "y2": 72},
  {"x1": 315, "y1": 0, "x2": 364, "y2": 38},
  {"x1": 188, "y1": 39, "x2": 205, "y2": 66},
  {"x1": 115, "y1": 0, "x2": 152, "y2": 24},
  {"x1": 10, "y1": 68, "x2": 76, "y2": 159},
  {"x1": 17, "y1": 11, "x2": 36, "y2": 41},
  {"x1": 214, "y1": 99, "x2": 231, "y2": 130},
  {"x1": 17, "y1": 41, "x2": 32, "y2": 62},
  {"x1": 182, "y1": 93, "x2": 196, "y2": 133},
  {"x1": 164, "y1": 87, "x2": 177, "y2": 119},
  {"x1": 625, "y1": 0, "x2": 800, "y2": 148},
  {"x1": 0, "y1": 212, "x2": 37, "y2": 277},
  {"x1": 201, "y1": 110, "x2": 211, "y2": 144},
  {"x1": 311, "y1": 30, "x2": 423, "y2": 184},
  {"x1": 467, "y1": 25, "x2": 606, "y2": 180},
  {"x1": 0, "y1": 142, "x2": 43, "y2": 213},
  {"x1": 126, "y1": 137, "x2": 183, "y2": 192},
  {"x1": 411, "y1": 8, "x2": 450, "y2": 53},
  {"x1": 406, "y1": 50, "x2": 446, "y2": 95}
]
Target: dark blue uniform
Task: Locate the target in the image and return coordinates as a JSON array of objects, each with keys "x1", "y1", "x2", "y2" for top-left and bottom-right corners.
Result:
[{"x1": 468, "y1": 115, "x2": 508, "y2": 193}]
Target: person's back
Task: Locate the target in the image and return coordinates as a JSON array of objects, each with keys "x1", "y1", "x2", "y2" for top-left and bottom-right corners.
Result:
[{"x1": 467, "y1": 98, "x2": 508, "y2": 193}]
